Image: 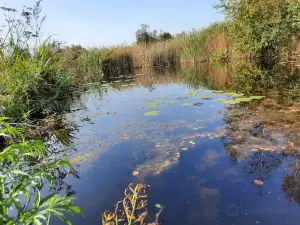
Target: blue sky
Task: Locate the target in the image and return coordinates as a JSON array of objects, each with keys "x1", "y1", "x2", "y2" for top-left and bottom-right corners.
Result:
[{"x1": 0, "y1": 0, "x2": 224, "y2": 47}]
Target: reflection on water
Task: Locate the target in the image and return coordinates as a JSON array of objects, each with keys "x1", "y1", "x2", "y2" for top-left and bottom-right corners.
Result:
[{"x1": 47, "y1": 65, "x2": 300, "y2": 225}]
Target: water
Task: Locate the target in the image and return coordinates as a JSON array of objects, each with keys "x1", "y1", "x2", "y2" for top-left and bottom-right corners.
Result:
[{"x1": 50, "y1": 70, "x2": 300, "y2": 225}]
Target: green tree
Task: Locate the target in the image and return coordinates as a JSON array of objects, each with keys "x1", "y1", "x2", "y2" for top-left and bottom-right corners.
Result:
[
  {"x1": 216, "y1": 0, "x2": 300, "y2": 65},
  {"x1": 159, "y1": 32, "x2": 173, "y2": 41},
  {"x1": 135, "y1": 24, "x2": 158, "y2": 44}
]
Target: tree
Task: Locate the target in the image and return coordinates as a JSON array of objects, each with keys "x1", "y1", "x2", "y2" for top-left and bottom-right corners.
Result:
[
  {"x1": 159, "y1": 32, "x2": 173, "y2": 41},
  {"x1": 135, "y1": 24, "x2": 157, "y2": 44},
  {"x1": 216, "y1": 0, "x2": 300, "y2": 65}
]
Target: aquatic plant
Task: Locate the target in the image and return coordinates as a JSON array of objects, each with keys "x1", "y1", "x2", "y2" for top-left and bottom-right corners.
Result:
[
  {"x1": 163, "y1": 100, "x2": 177, "y2": 105},
  {"x1": 181, "y1": 103, "x2": 193, "y2": 107},
  {"x1": 102, "y1": 183, "x2": 163, "y2": 225},
  {"x1": 0, "y1": 118, "x2": 82, "y2": 224},
  {"x1": 144, "y1": 111, "x2": 160, "y2": 116}
]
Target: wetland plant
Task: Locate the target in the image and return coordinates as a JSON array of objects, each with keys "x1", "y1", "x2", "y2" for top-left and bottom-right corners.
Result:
[{"x1": 102, "y1": 183, "x2": 163, "y2": 225}]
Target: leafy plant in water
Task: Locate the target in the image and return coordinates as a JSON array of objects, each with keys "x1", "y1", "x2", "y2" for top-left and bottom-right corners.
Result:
[
  {"x1": 0, "y1": 118, "x2": 83, "y2": 224},
  {"x1": 144, "y1": 111, "x2": 160, "y2": 116},
  {"x1": 235, "y1": 97, "x2": 252, "y2": 102},
  {"x1": 249, "y1": 96, "x2": 266, "y2": 100},
  {"x1": 181, "y1": 103, "x2": 193, "y2": 107},
  {"x1": 163, "y1": 100, "x2": 177, "y2": 105},
  {"x1": 102, "y1": 183, "x2": 163, "y2": 225}
]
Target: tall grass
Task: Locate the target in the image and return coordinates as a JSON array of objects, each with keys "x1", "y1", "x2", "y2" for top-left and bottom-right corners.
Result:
[{"x1": 71, "y1": 22, "x2": 229, "y2": 78}]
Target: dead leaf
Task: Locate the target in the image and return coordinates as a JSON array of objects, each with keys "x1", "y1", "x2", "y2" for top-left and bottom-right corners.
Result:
[
  {"x1": 133, "y1": 170, "x2": 139, "y2": 176},
  {"x1": 189, "y1": 141, "x2": 196, "y2": 145},
  {"x1": 254, "y1": 180, "x2": 264, "y2": 185}
]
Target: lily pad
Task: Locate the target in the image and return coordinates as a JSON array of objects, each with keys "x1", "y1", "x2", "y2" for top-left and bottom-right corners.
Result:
[
  {"x1": 181, "y1": 147, "x2": 189, "y2": 151},
  {"x1": 181, "y1": 103, "x2": 193, "y2": 107},
  {"x1": 225, "y1": 92, "x2": 245, "y2": 97},
  {"x1": 144, "y1": 111, "x2": 160, "y2": 116},
  {"x1": 249, "y1": 96, "x2": 266, "y2": 100},
  {"x1": 186, "y1": 90, "x2": 198, "y2": 96},
  {"x1": 147, "y1": 102, "x2": 160, "y2": 109},
  {"x1": 221, "y1": 99, "x2": 240, "y2": 105},
  {"x1": 163, "y1": 100, "x2": 177, "y2": 105},
  {"x1": 235, "y1": 97, "x2": 252, "y2": 102},
  {"x1": 216, "y1": 98, "x2": 226, "y2": 102}
]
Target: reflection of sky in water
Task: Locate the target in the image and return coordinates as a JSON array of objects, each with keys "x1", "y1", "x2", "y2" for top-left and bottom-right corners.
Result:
[{"x1": 51, "y1": 82, "x2": 300, "y2": 225}]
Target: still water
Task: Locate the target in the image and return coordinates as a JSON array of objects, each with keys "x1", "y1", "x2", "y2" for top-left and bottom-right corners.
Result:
[{"x1": 51, "y1": 69, "x2": 300, "y2": 225}]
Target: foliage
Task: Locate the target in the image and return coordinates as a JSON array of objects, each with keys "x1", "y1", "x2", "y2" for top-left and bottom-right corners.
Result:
[
  {"x1": 0, "y1": 1, "x2": 74, "y2": 119},
  {"x1": 158, "y1": 32, "x2": 173, "y2": 41},
  {"x1": 136, "y1": 24, "x2": 173, "y2": 44},
  {"x1": 0, "y1": 118, "x2": 83, "y2": 224},
  {"x1": 102, "y1": 183, "x2": 163, "y2": 225},
  {"x1": 136, "y1": 24, "x2": 158, "y2": 44},
  {"x1": 216, "y1": 0, "x2": 300, "y2": 64},
  {"x1": 176, "y1": 23, "x2": 227, "y2": 61}
]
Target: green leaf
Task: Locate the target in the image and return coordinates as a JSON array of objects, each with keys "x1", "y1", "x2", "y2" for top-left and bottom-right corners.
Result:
[
  {"x1": 144, "y1": 111, "x2": 160, "y2": 116},
  {"x1": 69, "y1": 206, "x2": 84, "y2": 216},
  {"x1": 181, "y1": 103, "x2": 193, "y2": 107},
  {"x1": 155, "y1": 203, "x2": 163, "y2": 209},
  {"x1": 221, "y1": 99, "x2": 240, "y2": 104},
  {"x1": 224, "y1": 92, "x2": 245, "y2": 97},
  {"x1": 181, "y1": 148, "x2": 189, "y2": 151},
  {"x1": 235, "y1": 97, "x2": 252, "y2": 102},
  {"x1": 249, "y1": 96, "x2": 265, "y2": 100}
]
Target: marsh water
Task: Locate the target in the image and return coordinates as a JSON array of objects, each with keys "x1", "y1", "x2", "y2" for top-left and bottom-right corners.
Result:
[{"x1": 49, "y1": 66, "x2": 300, "y2": 225}]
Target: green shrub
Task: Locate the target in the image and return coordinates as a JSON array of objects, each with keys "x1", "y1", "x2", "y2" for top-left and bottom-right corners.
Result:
[
  {"x1": 216, "y1": 0, "x2": 300, "y2": 64},
  {"x1": 0, "y1": 118, "x2": 83, "y2": 224}
]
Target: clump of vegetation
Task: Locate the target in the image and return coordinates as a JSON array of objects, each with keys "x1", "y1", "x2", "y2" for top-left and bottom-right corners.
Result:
[
  {"x1": 102, "y1": 183, "x2": 163, "y2": 225},
  {"x1": 0, "y1": 118, "x2": 83, "y2": 224},
  {"x1": 216, "y1": 0, "x2": 300, "y2": 65},
  {"x1": 136, "y1": 24, "x2": 173, "y2": 44},
  {"x1": 0, "y1": 2, "x2": 75, "y2": 118}
]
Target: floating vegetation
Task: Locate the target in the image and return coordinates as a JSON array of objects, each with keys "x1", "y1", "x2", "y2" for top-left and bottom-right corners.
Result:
[
  {"x1": 147, "y1": 102, "x2": 160, "y2": 109},
  {"x1": 177, "y1": 96, "x2": 189, "y2": 100},
  {"x1": 254, "y1": 180, "x2": 264, "y2": 186},
  {"x1": 213, "y1": 90, "x2": 224, "y2": 93},
  {"x1": 193, "y1": 102, "x2": 204, "y2": 106},
  {"x1": 132, "y1": 170, "x2": 139, "y2": 176},
  {"x1": 249, "y1": 96, "x2": 266, "y2": 100},
  {"x1": 220, "y1": 99, "x2": 240, "y2": 105},
  {"x1": 216, "y1": 98, "x2": 226, "y2": 102},
  {"x1": 157, "y1": 96, "x2": 167, "y2": 99},
  {"x1": 235, "y1": 97, "x2": 252, "y2": 102},
  {"x1": 181, "y1": 103, "x2": 193, "y2": 107},
  {"x1": 155, "y1": 204, "x2": 163, "y2": 209},
  {"x1": 186, "y1": 90, "x2": 199, "y2": 96},
  {"x1": 225, "y1": 92, "x2": 245, "y2": 97},
  {"x1": 144, "y1": 111, "x2": 160, "y2": 116},
  {"x1": 201, "y1": 96, "x2": 213, "y2": 100},
  {"x1": 102, "y1": 184, "x2": 163, "y2": 225},
  {"x1": 182, "y1": 147, "x2": 189, "y2": 151},
  {"x1": 163, "y1": 100, "x2": 177, "y2": 105}
]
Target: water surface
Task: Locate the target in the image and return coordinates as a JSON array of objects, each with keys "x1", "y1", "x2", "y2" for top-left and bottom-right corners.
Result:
[{"x1": 50, "y1": 70, "x2": 300, "y2": 225}]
